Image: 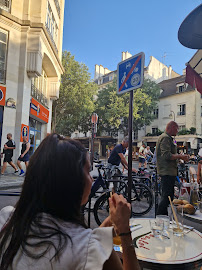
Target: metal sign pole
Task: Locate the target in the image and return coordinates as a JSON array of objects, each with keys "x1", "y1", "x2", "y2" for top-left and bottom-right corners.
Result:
[
  {"x1": 128, "y1": 90, "x2": 134, "y2": 203},
  {"x1": 154, "y1": 167, "x2": 159, "y2": 217},
  {"x1": 90, "y1": 123, "x2": 94, "y2": 169}
]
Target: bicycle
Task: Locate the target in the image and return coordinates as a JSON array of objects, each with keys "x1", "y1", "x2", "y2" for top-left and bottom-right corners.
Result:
[{"x1": 93, "y1": 176, "x2": 153, "y2": 226}]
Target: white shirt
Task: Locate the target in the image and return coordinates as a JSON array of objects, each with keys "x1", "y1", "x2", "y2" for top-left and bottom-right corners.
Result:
[{"x1": 0, "y1": 206, "x2": 113, "y2": 270}]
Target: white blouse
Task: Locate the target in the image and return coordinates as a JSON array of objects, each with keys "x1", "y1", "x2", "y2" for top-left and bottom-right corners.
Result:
[{"x1": 0, "y1": 206, "x2": 113, "y2": 270}]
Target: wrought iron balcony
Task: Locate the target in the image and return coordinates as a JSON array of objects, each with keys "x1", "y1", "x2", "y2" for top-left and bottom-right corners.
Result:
[
  {"x1": 45, "y1": 23, "x2": 58, "y2": 54},
  {"x1": 0, "y1": 0, "x2": 11, "y2": 12},
  {"x1": 31, "y1": 84, "x2": 48, "y2": 108}
]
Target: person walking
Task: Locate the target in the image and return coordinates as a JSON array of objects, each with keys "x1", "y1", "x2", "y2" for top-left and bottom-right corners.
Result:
[
  {"x1": 1, "y1": 133, "x2": 18, "y2": 175},
  {"x1": 144, "y1": 146, "x2": 153, "y2": 163},
  {"x1": 138, "y1": 143, "x2": 146, "y2": 168},
  {"x1": 156, "y1": 121, "x2": 189, "y2": 215},
  {"x1": 17, "y1": 136, "x2": 30, "y2": 176}
]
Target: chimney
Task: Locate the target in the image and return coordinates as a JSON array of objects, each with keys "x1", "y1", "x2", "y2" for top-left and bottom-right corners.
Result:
[
  {"x1": 99, "y1": 65, "x2": 104, "y2": 77},
  {"x1": 94, "y1": 64, "x2": 100, "y2": 80}
]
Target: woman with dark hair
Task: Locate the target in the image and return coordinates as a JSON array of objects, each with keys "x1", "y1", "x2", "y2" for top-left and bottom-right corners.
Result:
[{"x1": 0, "y1": 134, "x2": 140, "y2": 270}]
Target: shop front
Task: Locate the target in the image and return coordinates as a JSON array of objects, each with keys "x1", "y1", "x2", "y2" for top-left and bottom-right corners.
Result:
[{"x1": 29, "y1": 97, "x2": 49, "y2": 155}]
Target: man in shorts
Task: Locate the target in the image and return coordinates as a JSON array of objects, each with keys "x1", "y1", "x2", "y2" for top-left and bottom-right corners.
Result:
[
  {"x1": 108, "y1": 136, "x2": 137, "y2": 173},
  {"x1": 17, "y1": 136, "x2": 30, "y2": 176},
  {"x1": 138, "y1": 143, "x2": 146, "y2": 168},
  {"x1": 1, "y1": 133, "x2": 19, "y2": 175}
]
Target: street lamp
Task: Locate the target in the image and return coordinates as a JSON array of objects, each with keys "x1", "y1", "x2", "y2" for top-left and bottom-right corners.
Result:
[{"x1": 169, "y1": 110, "x2": 176, "y2": 121}]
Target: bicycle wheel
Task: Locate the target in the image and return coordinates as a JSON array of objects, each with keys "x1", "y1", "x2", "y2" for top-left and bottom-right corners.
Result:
[
  {"x1": 131, "y1": 183, "x2": 153, "y2": 216},
  {"x1": 94, "y1": 192, "x2": 110, "y2": 226}
]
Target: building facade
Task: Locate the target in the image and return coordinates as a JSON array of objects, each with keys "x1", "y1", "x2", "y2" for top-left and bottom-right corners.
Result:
[
  {"x1": 143, "y1": 74, "x2": 202, "y2": 154},
  {"x1": 0, "y1": 0, "x2": 65, "y2": 161}
]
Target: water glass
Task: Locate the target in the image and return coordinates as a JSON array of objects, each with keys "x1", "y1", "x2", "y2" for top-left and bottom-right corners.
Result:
[
  {"x1": 149, "y1": 219, "x2": 163, "y2": 238},
  {"x1": 156, "y1": 215, "x2": 170, "y2": 234}
]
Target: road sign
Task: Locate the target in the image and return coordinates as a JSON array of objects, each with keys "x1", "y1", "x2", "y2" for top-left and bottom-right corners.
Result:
[
  {"x1": 117, "y1": 52, "x2": 145, "y2": 95},
  {"x1": 91, "y1": 113, "x2": 98, "y2": 124}
]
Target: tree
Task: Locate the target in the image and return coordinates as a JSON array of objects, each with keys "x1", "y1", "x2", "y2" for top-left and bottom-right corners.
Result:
[
  {"x1": 52, "y1": 51, "x2": 98, "y2": 136},
  {"x1": 95, "y1": 78, "x2": 161, "y2": 135}
]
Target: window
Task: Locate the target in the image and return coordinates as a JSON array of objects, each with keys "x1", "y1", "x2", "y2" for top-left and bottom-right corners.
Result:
[
  {"x1": 31, "y1": 69, "x2": 48, "y2": 107},
  {"x1": 46, "y1": 2, "x2": 58, "y2": 47},
  {"x1": 0, "y1": 30, "x2": 8, "y2": 84},
  {"x1": 152, "y1": 127, "x2": 158, "y2": 135},
  {"x1": 177, "y1": 104, "x2": 186, "y2": 115},
  {"x1": 33, "y1": 69, "x2": 47, "y2": 97},
  {"x1": 153, "y1": 108, "x2": 159, "y2": 119},
  {"x1": 177, "y1": 85, "x2": 185, "y2": 93},
  {"x1": 134, "y1": 130, "x2": 138, "y2": 140},
  {"x1": 179, "y1": 125, "x2": 186, "y2": 131},
  {"x1": 109, "y1": 75, "x2": 113, "y2": 81},
  {"x1": 201, "y1": 106, "x2": 202, "y2": 117}
]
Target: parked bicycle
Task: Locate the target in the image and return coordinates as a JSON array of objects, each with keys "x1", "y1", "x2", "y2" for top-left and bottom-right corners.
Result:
[{"x1": 85, "y1": 163, "x2": 153, "y2": 226}]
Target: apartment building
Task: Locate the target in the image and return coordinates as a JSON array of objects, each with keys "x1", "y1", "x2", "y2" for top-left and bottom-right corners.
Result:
[
  {"x1": 143, "y1": 74, "x2": 202, "y2": 154},
  {"x1": 0, "y1": 0, "x2": 65, "y2": 161}
]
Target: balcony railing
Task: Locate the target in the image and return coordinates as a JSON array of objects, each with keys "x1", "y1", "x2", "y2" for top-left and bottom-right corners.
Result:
[
  {"x1": 31, "y1": 84, "x2": 48, "y2": 108},
  {"x1": 0, "y1": 0, "x2": 11, "y2": 12},
  {"x1": 54, "y1": 0, "x2": 60, "y2": 18},
  {"x1": 45, "y1": 23, "x2": 58, "y2": 54}
]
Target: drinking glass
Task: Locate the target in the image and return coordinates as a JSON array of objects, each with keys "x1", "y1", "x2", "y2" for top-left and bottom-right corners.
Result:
[
  {"x1": 172, "y1": 207, "x2": 184, "y2": 237},
  {"x1": 149, "y1": 219, "x2": 163, "y2": 238},
  {"x1": 156, "y1": 215, "x2": 170, "y2": 236}
]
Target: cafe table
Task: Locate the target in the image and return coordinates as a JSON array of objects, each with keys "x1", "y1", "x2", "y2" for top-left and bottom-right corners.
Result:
[
  {"x1": 178, "y1": 210, "x2": 202, "y2": 233},
  {"x1": 128, "y1": 218, "x2": 202, "y2": 270}
]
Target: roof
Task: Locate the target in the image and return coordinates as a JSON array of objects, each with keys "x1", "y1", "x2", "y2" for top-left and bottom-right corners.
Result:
[{"x1": 158, "y1": 75, "x2": 195, "y2": 98}]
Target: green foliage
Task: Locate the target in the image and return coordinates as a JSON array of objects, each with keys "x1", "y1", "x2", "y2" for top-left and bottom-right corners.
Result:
[
  {"x1": 178, "y1": 128, "x2": 190, "y2": 135},
  {"x1": 178, "y1": 127, "x2": 196, "y2": 135},
  {"x1": 95, "y1": 78, "x2": 161, "y2": 135},
  {"x1": 52, "y1": 51, "x2": 98, "y2": 136},
  {"x1": 190, "y1": 127, "x2": 196, "y2": 135},
  {"x1": 146, "y1": 129, "x2": 163, "y2": 136}
]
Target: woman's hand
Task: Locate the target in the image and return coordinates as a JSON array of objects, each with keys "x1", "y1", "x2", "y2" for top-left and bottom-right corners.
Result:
[
  {"x1": 109, "y1": 193, "x2": 131, "y2": 235},
  {"x1": 100, "y1": 216, "x2": 113, "y2": 227}
]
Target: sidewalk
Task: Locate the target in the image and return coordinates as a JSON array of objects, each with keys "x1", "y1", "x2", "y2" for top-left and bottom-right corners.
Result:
[{"x1": 0, "y1": 167, "x2": 24, "y2": 190}]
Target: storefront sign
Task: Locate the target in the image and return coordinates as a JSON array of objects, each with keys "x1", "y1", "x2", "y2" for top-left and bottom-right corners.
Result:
[
  {"x1": 30, "y1": 98, "x2": 49, "y2": 123},
  {"x1": 20, "y1": 124, "x2": 29, "y2": 142},
  {"x1": 0, "y1": 86, "x2": 6, "y2": 106}
]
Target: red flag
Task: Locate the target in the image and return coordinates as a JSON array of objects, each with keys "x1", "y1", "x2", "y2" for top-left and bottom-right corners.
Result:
[{"x1": 185, "y1": 65, "x2": 202, "y2": 94}]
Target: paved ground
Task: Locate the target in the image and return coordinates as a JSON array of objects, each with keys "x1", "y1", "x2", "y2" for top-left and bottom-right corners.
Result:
[
  {"x1": 0, "y1": 159, "x2": 198, "y2": 190},
  {"x1": 0, "y1": 160, "x2": 198, "y2": 229}
]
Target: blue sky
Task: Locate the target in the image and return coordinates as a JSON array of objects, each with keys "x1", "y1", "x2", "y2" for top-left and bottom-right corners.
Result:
[{"x1": 63, "y1": 0, "x2": 201, "y2": 79}]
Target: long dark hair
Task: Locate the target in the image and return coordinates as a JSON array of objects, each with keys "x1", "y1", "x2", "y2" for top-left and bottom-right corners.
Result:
[{"x1": 0, "y1": 134, "x2": 87, "y2": 269}]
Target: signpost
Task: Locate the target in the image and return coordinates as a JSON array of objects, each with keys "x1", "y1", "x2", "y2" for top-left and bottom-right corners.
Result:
[
  {"x1": 117, "y1": 52, "x2": 145, "y2": 203},
  {"x1": 90, "y1": 113, "x2": 98, "y2": 168}
]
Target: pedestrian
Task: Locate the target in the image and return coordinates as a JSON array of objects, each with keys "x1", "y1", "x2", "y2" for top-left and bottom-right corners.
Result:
[
  {"x1": 122, "y1": 147, "x2": 128, "y2": 173},
  {"x1": 144, "y1": 146, "x2": 153, "y2": 163},
  {"x1": 17, "y1": 136, "x2": 30, "y2": 176},
  {"x1": 138, "y1": 143, "x2": 146, "y2": 168},
  {"x1": 156, "y1": 121, "x2": 189, "y2": 215},
  {"x1": 108, "y1": 136, "x2": 137, "y2": 173},
  {"x1": 1, "y1": 133, "x2": 18, "y2": 175},
  {"x1": 0, "y1": 134, "x2": 140, "y2": 270}
]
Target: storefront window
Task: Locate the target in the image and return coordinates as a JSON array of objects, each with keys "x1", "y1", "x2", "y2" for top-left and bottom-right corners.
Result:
[{"x1": 29, "y1": 118, "x2": 42, "y2": 155}]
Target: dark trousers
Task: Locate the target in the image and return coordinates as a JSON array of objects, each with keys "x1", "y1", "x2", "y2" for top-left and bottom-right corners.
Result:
[{"x1": 157, "y1": 175, "x2": 176, "y2": 215}]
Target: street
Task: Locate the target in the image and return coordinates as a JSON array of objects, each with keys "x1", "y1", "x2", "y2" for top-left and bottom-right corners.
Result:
[{"x1": 0, "y1": 161, "x2": 198, "y2": 229}]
